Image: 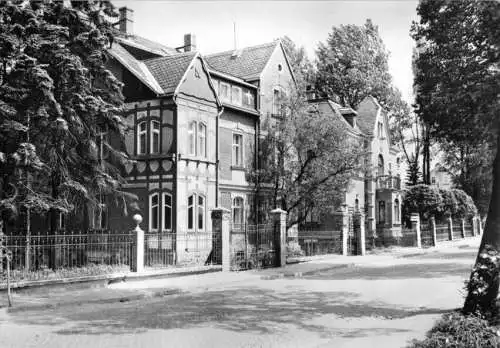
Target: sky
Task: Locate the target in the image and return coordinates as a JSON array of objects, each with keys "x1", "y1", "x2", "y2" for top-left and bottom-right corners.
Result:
[{"x1": 113, "y1": 0, "x2": 419, "y2": 103}]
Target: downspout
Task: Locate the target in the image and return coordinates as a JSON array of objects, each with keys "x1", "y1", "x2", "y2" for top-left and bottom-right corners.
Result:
[{"x1": 216, "y1": 106, "x2": 224, "y2": 207}]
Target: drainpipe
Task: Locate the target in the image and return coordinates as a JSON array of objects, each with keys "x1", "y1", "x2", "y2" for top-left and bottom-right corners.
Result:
[{"x1": 216, "y1": 106, "x2": 224, "y2": 207}]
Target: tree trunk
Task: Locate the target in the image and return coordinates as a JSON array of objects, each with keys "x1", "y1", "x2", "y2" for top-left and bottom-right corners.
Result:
[{"x1": 463, "y1": 126, "x2": 500, "y2": 320}]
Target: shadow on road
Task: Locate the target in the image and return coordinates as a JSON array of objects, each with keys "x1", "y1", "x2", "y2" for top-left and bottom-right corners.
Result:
[
  {"x1": 8, "y1": 286, "x2": 451, "y2": 339},
  {"x1": 305, "y1": 261, "x2": 473, "y2": 280}
]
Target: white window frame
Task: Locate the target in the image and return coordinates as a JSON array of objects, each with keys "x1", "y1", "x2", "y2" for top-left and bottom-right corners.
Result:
[
  {"x1": 162, "y1": 193, "x2": 172, "y2": 231},
  {"x1": 198, "y1": 122, "x2": 207, "y2": 158},
  {"x1": 244, "y1": 89, "x2": 254, "y2": 107},
  {"x1": 187, "y1": 193, "x2": 205, "y2": 232},
  {"x1": 188, "y1": 121, "x2": 196, "y2": 156},
  {"x1": 232, "y1": 133, "x2": 243, "y2": 167},
  {"x1": 149, "y1": 193, "x2": 160, "y2": 231},
  {"x1": 150, "y1": 120, "x2": 160, "y2": 154},
  {"x1": 219, "y1": 82, "x2": 231, "y2": 103},
  {"x1": 232, "y1": 196, "x2": 245, "y2": 225},
  {"x1": 231, "y1": 86, "x2": 242, "y2": 106},
  {"x1": 197, "y1": 194, "x2": 205, "y2": 231},
  {"x1": 137, "y1": 121, "x2": 147, "y2": 155}
]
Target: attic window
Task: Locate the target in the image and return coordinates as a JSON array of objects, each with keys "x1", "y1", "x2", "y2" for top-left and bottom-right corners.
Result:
[
  {"x1": 278, "y1": 64, "x2": 283, "y2": 72},
  {"x1": 195, "y1": 68, "x2": 200, "y2": 79}
]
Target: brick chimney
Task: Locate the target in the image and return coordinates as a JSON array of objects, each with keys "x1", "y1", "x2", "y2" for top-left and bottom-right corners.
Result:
[
  {"x1": 184, "y1": 33, "x2": 197, "y2": 52},
  {"x1": 119, "y1": 7, "x2": 134, "y2": 36}
]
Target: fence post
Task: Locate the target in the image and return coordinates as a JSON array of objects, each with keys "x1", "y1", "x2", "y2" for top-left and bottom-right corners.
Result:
[
  {"x1": 270, "y1": 209, "x2": 287, "y2": 268},
  {"x1": 410, "y1": 213, "x2": 421, "y2": 248},
  {"x1": 430, "y1": 216, "x2": 437, "y2": 247},
  {"x1": 356, "y1": 212, "x2": 366, "y2": 256},
  {"x1": 447, "y1": 216, "x2": 454, "y2": 241},
  {"x1": 461, "y1": 218, "x2": 466, "y2": 239},
  {"x1": 211, "y1": 208, "x2": 231, "y2": 272},
  {"x1": 132, "y1": 214, "x2": 144, "y2": 273},
  {"x1": 472, "y1": 217, "x2": 477, "y2": 236},
  {"x1": 334, "y1": 206, "x2": 349, "y2": 256}
]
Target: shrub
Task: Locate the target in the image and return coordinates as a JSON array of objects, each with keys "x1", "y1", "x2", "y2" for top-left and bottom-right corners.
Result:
[
  {"x1": 403, "y1": 184, "x2": 443, "y2": 222},
  {"x1": 286, "y1": 241, "x2": 304, "y2": 257},
  {"x1": 407, "y1": 311, "x2": 500, "y2": 348},
  {"x1": 438, "y1": 188, "x2": 458, "y2": 219},
  {"x1": 452, "y1": 189, "x2": 478, "y2": 218}
]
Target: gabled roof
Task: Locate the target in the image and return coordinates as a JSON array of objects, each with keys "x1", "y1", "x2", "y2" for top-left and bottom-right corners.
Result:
[
  {"x1": 115, "y1": 35, "x2": 178, "y2": 57},
  {"x1": 143, "y1": 52, "x2": 197, "y2": 95},
  {"x1": 205, "y1": 41, "x2": 278, "y2": 80},
  {"x1": 308, "y1": 98, "x2": 364, "y2": 137},
  {"x1": 107, "y1": 42, "x2": 164, "y2": 95}
]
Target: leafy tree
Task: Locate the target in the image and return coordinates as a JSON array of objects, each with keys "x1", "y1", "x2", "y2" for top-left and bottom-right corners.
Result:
[
  {"x1": 315, "y1": 19, "x2": 392, "y2": 108},
  {"x1": 452, "y1": 189, "x2": 478, "y2": 219},
  {"x1": 441, "y1": 140, "x2": 493, "y2": 217},
  {"x1": 315, "y1": 19, "x2": 422, "y2": 184},
  {"x1": 402, "y1": 184, "x2": 442, "y2": 222},
  {"x1": 280, "y1": 36, "x2": 314, "y2": 89},
  {"x1": 0, "y1": 1, "x2": 133, "y2": 232},
  {"x1": 438, "y1": 188, "x2": 458, "y2": 220},
  {"x1": 412, "y1": 0, "x2": 500, "y2": 318},
  {"x1": 248, "y1": 90, "x2": 364, "y2": 228}
]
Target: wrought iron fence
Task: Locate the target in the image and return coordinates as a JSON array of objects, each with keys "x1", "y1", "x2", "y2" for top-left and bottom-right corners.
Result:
[
  {"x1": 296, "y1": 230, "x2": 342, "y2": 257},
  {"x1": 436, "y1": 223, "x2": 449, "y2": 242},
  {"x1": 0, "y1": 229, "x2": 134, "y2": 286},
  {"x1": 452, "y1": 222, "x2": 463, "y2": 240},
  {"x1": 420, "y1": 221, "x2": 434, "y2": 247},
  {"x1": 144, "y1": 231, "x2": 220, "y2": 269},
  {"x1": 464, "y1": 220, "x2": 474, "y2": 237},
  {"x1": 230, "y1": 223, "x2": 277, "y2": 271}
]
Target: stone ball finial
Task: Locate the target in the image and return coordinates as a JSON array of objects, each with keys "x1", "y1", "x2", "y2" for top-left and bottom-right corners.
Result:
[{"x1": 133, "y1": 214, "x2": 143, "y2": 226}]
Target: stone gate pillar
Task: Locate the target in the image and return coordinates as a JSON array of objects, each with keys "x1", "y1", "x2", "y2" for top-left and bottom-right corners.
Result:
[
  {"x1": 211, "y1": 208, "x2": 231, "y2": 272},
  {"x1": 410, "y1": 213, "x2": 421, "y2": 248},
  {"x1": 270, "y1": 209, "x2": 287, "y2": 268},
  {"x1": 132, "y1": 214, "x2": 144, "y2": 273},
  {"x1": 334, "y1": 205, "x2": 349, "y2": 256},
  {"x1": 355, "y1": 212, "x2": 366, "y2": 256}
]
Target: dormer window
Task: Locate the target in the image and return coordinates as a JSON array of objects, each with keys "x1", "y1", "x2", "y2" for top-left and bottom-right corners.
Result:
[
  {"x1": 244, "y1": 90, "x2": 255, "y2": 108},
  {"x1": 231, "y1": 86, "x2": 242, "y2": 106},
  {"x1": 219, "y1": 82, "x2": 230, "y2": 103}
]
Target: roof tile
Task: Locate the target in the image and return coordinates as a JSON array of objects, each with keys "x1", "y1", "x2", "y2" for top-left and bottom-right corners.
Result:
[{"x1": 205, "y1": 42, "x2": 278, "y2": 80}]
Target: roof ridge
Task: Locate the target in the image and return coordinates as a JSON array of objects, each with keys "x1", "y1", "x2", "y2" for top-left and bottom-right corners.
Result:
[
  {"x1": 143, "y1": 51, "x2": 197, "y2": 63},
  {"x1": 206, "y1": 41, "x2": 278, "y2": 57}
]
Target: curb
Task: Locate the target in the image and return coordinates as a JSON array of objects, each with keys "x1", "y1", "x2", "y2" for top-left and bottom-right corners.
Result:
[
  {"x1": 5, "y1": 288, "x2": 183, "y2": 313},
  {"x1": 260, "y1": 263, "x2": 353, "y2": 280},
  {"x1": 0, "y1": 267, "x2": 221, "y2": 296}
]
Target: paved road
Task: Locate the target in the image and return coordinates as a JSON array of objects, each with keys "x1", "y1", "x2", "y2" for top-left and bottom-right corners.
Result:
[{"x1": 0, "y1": 238, "x2": 480, "y2": 348}]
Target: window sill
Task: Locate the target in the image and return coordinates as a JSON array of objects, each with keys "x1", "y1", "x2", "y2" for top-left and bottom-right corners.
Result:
[{"x1": 231, "y1": 165, "x2": 246, "y2": 171}]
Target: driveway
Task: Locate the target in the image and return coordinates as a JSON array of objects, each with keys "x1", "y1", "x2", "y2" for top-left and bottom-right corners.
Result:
[{"x1": 0, "y1": 237, "x2": 479, "y2": 348}]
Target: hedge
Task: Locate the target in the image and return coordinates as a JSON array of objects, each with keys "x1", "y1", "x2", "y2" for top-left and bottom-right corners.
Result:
[{"x1": 403, "y1": 185, "x2": 478, "y2": 222}]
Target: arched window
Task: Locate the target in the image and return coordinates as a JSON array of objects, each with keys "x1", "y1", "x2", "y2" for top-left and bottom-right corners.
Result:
[
  {"x1": 378, "y1": 154, "x2": 384, "y2": 177},
  {"x1": 149, "y1": 193, "x2": 159, "y2": 231},
  {"x1": 378, "y1": 201, "x2": 385, "y2": 223},
  {"x1": 394, "y1": 199, "x2": 400, "y2": 222},
  {"x1": 137, "y1": 121, "x2": 147, "y2": 155},
  {"x1": 188, "y1": 121, "x2": 196, "y2": 155},
  {"x1": 163, "y1": 193, "x2": 172, "y2": 231},
  {"x1": 232, "y1": 197, "x2": 244, "y2": 225},
  {"x1": 355, "y1": 198, "x2": 359, "y2": 212},
  {"x1": 150, "y1": 121, "x2": 160, "y2": 154},
  {"x1": 198, "y1": 122, "x2": 206, "y2": 158}
]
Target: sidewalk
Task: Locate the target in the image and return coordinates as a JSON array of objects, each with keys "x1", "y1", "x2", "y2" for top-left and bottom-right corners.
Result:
[{"x1": 0, "y1": 236, "x2": 480, "y2": 312}]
